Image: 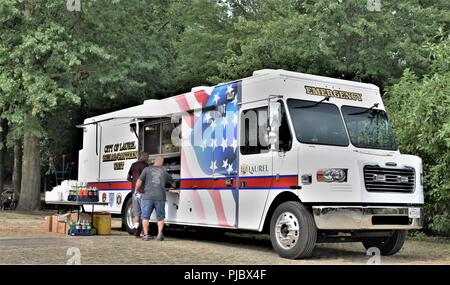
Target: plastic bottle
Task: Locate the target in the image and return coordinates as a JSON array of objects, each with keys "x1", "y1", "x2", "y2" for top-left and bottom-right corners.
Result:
[
  {"x1": 93, "y1": 187, "x2": 98, "y2": 202},
  {"x1": 76, "y1": 182, "x2": 81, "y2": 202}
]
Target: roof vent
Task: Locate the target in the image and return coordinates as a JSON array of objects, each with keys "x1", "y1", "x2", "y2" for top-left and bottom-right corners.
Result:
[
  {"x1": 144, "y1": 99, "x2": 159, "y2": 105},
  {"x1": 191, "y1": 86, "x2": 210, "y2": 92},
  {"x1": 252, "y1": 69, "x2": 282, "y2": 76}
]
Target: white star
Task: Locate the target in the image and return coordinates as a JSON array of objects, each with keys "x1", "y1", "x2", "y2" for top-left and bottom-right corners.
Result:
[
  {"x1": 227, "y1": 163, "x2": 233, "y2": 174},
  {"x1": 232, "y1": 96, "x2": 238, "y2": 106},
  {"x1": 232, "y1": 113, "x2": 238, "y2": 126},
  {"x1": 222, "y1": 159, "x2": 229, "y2": 169},
  {"x1": 210, "y1": 138, "x2": 217, "y2": 149},
  {"x1": 220, "y1": 137, "x2": 228, "y2": 151},
  {"x1": 230, "y1": 138, "x2": 238, "y2": 152},
  {"x1": 204, "y1": 112, "x2": 211, "y2": 123},
  {"x1": 213, "y1": 94, "x2": 220, "y2": 105},
  {"x1": 200, "y1": 139, "x2": 207, "y2": 151},
  {"x1": 226, "y1": 85, "x2": 234, "y2": 96},
  {"x1": 221, "y1": 116, "x2": 228, "y2": 127},
  {"x1": 210, "y1": 160, "x2": 217, "y2": 172},
  {"x1": 210, "y1": 119, "x2": 216, "y2": 130}
]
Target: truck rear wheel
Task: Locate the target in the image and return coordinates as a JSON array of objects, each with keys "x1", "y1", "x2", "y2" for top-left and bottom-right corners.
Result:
[
  {"x1": 122, "y1": 198, "x2": 135, "y2": 235},
  {"x1": 269, "y1": 201, "x2": 317, "y2": 259},
  {"x1": 362, "y1": 230, "x2": 407, "y2": 256}
]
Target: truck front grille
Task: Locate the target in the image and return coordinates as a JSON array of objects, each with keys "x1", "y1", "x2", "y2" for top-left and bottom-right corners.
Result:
[{"x1": 364, "y1": 165, "x2": 415, "y2": 193}]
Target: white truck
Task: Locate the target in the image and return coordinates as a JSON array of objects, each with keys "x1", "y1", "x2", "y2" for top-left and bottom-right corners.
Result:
[{"x1": 77, "y1": 69, "x2": 423, "y2": 259}]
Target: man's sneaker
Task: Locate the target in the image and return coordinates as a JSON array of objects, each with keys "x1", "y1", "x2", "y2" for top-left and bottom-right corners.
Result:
[
  {"x1": 156, "y1": 233, "x2": 164, "y2": 241},
  {"x1": 143, "y1": 235, "x2": 150, "y2": 241},
  {"x1": 133, "y1": 227, "x2": 140, "y2": 237}
]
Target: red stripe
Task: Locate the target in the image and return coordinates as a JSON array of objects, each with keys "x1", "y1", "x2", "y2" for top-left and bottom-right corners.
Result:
[
  {"x1": 180, "y1": 179, "x2": 214, "y2": 189},
  {"x1": 214, "y1": 179, "x2": 236, "y2": 188},
  {"x1": 194, "y1": 90, "x2": 209, "y2": 106},
  {"x1": 183, "y1": 112, "x2": 195, "y2": 128},
  {"x1": 88, "y1": 181, "x2": 131, "y2": 190},
  {"x1": 180, "y1": 176, "x2": 298, "y2": 189},
  {"x1": 271, "y1": 176, "x2": 298, "y2": 188},
  {"x1": 173, "y1": 94, "x2": 190, "y2": 111},
  {"x1": 208, "y1": 190, "x2": 230, "y2": 227}
]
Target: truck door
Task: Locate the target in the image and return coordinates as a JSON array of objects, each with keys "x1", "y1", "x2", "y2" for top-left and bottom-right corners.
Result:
[
  {"x1": 179, "y1": 102, "x2": 238, "y2": 228},
  {"x1": 238, "y1": 104, "x2": 273, "y2": 230},
  {"x1": 270, "y1": 100, "x2": 298, "y2": 196}
]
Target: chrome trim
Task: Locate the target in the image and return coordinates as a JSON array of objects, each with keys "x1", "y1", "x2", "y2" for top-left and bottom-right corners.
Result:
[
  {"x1": 364, "y1": 165, "x2": 415, "y2": 193},
  {"x1": 312, "y1": 206, "x2": 423, "y2": 230}
]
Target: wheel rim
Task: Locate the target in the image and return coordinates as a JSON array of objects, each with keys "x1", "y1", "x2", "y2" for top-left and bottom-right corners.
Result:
[
  {"x1": 126, "y1": 202, "x2": 134, "y2": 230},
  {"x1": 275, "y1": 211, "x2": 300, "y2": 250}
]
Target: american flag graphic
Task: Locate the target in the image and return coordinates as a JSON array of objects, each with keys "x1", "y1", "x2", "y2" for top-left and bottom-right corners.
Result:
[
  {"x1": 191, "y1": 82, "x2": 241, "y2": 177},
  {"x1": 175, "y1": 81, "x2": 242, "y2": 227}
]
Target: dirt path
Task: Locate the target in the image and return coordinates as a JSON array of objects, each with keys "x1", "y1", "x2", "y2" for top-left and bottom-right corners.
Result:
[{"x1": 0, "y1": 211, "x2": 449, "y2": 265}]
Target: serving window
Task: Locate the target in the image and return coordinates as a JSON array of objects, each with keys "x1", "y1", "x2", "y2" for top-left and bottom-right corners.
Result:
[{"x1": 142, "y1": 120, "x2": 180, "y2": 155}]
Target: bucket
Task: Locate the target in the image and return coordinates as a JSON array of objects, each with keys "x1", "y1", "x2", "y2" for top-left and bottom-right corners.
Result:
[{"x1": 93, "y1": 212, "x2": 111, "y2": 235}]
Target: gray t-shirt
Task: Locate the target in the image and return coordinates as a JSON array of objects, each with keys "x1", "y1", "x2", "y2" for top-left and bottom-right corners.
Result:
[{"x1": 139, "y1": 166, "x2": 173, "y2": 201}]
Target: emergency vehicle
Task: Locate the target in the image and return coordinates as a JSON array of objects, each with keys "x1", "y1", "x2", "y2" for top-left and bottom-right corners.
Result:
[{"x1": 77, "y1": 69, "x2": 423, "y2": 259}]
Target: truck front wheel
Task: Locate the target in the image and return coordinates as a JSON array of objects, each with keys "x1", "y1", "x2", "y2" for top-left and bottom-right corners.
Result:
[
  {"x1": 122, "y1": 198, "x2": 135, "y2": 235},
  {"x1": 269, "y1": 201, "x2": 317, "y2": 259},
  {"x1": 362, "y1": 230, "x2": 407, "y2": 256}
]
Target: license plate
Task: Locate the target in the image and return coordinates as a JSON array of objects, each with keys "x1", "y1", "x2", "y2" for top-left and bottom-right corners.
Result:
[{"x1": 408, "y1": 207, "x2": 421, "y2": 219}]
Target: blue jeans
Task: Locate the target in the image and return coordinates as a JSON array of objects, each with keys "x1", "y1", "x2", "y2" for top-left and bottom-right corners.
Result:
[{"x1": 141, "y1": 200, "x2": 165, "y2": 221}]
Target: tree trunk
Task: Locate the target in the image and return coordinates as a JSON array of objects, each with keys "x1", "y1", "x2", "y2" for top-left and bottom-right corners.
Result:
[
  {"x1": 0, "y1": 118, "x2": 8, "y2": 193},
  {"x1": 17, "y1": 114, "x2": 41, "y2": 211},
  {"x1": 12, "y1": 141, "x2": 23, "y2": 193}
]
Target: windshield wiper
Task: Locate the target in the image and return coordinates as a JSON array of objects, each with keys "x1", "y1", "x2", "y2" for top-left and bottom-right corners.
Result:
[
  {"x1": 295, "y1": 96, "x2": 331, "y2": 109},
  {"x1": 348, "y1": 103, "x2": 379, "y2": 115}
]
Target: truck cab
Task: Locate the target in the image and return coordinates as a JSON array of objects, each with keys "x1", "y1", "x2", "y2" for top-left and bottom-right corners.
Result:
[{"x1": 238, "y1": 70, "x2": 423, "y2": 258}]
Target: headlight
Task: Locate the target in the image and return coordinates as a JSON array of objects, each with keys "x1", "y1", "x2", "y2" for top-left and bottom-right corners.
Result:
[{"x1": 317, "y1": 168, "x2": 347, "y2": 183}]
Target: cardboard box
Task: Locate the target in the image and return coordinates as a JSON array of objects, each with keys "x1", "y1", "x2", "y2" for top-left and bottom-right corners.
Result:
[
  {"x1": 43, "y1": 216, "x2": 52, "y2": 232},
  {"x1": 57, "y1": 213, "x2": 72, "y2": 223},
  {"x1": 57, "y1": 221, "x2": 68, "y2": 234},
  {"x1": 51, "y1": 215, "x2": 59, "y2": 233},
  {"x1": 69, "y1": 212, "x2": 91, "y2": 223}
]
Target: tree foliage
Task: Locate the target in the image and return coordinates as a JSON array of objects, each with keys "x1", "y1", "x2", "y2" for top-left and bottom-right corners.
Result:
[
  {"x1": 216, "y1": 0, "x2": 447, "y2": 88},
  {"x1": 385, "y1": 38, "x2": 450, "y2": 235}
]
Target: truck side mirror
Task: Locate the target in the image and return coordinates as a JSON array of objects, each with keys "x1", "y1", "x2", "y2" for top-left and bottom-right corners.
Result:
[
  {"x1": 265, "y1": 130, "x2": 278, "y2": 145},
  {"x1": 266, "y1": 101, "x2": 281, "y2": 146},
  {"x1": 269, "y1": 101, "x2": 282, "y2": 130}
]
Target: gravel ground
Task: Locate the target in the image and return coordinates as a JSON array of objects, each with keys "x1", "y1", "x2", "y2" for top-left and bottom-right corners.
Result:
[{"x1": 0, "y1": 211, "x2": 449, "y2": 265}]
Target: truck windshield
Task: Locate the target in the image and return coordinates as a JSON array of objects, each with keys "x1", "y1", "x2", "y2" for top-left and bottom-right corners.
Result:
[
  {"x1": 341, "y1": 106, "x2": 397, "y2": 150},
  {"x1": 287, "y1": 99, "x2": 349, "y2": 146}
]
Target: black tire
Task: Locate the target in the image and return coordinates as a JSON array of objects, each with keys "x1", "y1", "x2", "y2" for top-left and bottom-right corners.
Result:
[
  {"x1": 269, "y1": 201, "x2": 317, "y2": 259},
  {"x1": 362, "y1": 230, "x2": 407, "y2": 256},
  {"x1": 122, "y1": 198, "x2": 135, "y2": 235}
]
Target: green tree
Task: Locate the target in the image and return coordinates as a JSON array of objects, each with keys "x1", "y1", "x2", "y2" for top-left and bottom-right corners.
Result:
[
  {"x1": 166, "y1": 0, "x2": 233, "y2": 93},
  {"x1": 385, "y1": 38, "x2": 450, "y2": 235},
  {"x1": 218, "y1": 0, "x2": 447, "y2": 88},
  {"x1": 0, "y1": 0, "x2": 109, "y2": 210}
]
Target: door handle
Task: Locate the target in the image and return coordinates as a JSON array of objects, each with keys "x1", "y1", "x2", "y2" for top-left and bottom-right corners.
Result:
[{"x1": 289, "y1": 185, "x2": 302, "y2": 190}]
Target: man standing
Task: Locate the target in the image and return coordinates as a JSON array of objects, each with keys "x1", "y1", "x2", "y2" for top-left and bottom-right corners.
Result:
[
  {"x1": 127, "y1": 152, "x2": 149, "y2": 237},
  {"x1": 135, "y1": 156, "x2": 172, "y2": 241}
]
